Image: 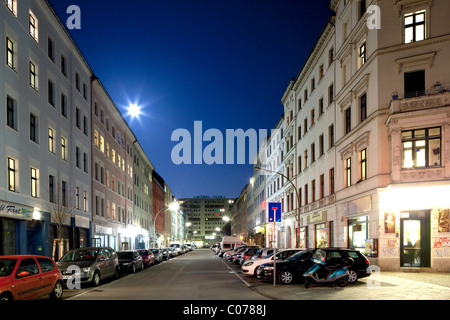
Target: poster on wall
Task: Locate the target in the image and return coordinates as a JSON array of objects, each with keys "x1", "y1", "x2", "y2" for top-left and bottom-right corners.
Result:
[
  {"x1": 438, "y1": 209, "x2": 449, "y2": 232},
  {"x1": 384, "y1": 212, "x2": 395, "y2": 233}
]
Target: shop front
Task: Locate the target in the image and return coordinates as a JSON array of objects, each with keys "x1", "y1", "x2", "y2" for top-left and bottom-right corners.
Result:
[{"x1": 379, "y1": 184, "x2": 450, "y2": 272}]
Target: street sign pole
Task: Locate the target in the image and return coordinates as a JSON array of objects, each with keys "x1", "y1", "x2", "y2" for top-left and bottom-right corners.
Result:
[
  {"x1": 268, "y1": 202, "x2": 281, "y2": 288},
  {"x1": 273, "y1": 220, "x2": 276, "y2": 288}
]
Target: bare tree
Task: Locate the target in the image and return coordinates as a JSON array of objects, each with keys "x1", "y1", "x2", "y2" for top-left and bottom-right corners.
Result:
[{"x1": 46, "y1": 176, "x2": 74, "y2": 260}]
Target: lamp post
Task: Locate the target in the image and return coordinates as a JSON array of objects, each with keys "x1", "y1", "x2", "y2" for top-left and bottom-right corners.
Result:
[
  {"x1": 254, "y1": 165, "x2": 301, "y2": 248},
  {"x1": 153, "y1": 202, "x2": 179, "y2": 247}
]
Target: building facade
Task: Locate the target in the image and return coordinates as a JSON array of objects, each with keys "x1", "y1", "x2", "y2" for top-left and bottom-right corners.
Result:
[
  {"x1": 1, "y1": 0, "x2": 92, "y2": 257},
  {"x1": 180, "y1": 196, "x2": 234, "y2": 246},
  {"x1": 276, "y1": 0, "x2": 450, "y2": 272}
]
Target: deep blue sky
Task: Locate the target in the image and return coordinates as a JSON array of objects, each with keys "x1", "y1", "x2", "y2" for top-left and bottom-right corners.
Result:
[{"x1": 48, "y1": 0, "x2": 333, "y2": 199}]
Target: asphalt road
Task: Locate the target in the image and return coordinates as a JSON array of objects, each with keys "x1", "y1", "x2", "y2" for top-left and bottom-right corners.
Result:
[{"x1": 65, "y1": 248, "x2": 269, "y2": 300}]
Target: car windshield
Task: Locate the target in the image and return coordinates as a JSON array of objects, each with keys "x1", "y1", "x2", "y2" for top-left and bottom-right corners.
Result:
[
  {"x1": 60, "y1": 249, "x2": 98, "y2": 262},
  {"x1": 286, "y1": 250, "x2": 308, "y2": 261},
  {"x1": 137, "y1": 250, "x2": 147, "y2": 255},
  {"x1": 151, "y1": 249, "x2": 159, "y2": 254},
  {"x1": 117, "y1": 252, "x2": 133, "y2": 259},
  {"x1": 0, "y1": 259, "x2": 17, "y2": 277}
]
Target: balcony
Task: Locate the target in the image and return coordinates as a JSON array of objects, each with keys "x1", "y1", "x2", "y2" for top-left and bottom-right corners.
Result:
[{"x1": 390, "y1": 86, "x2": 450, "y2": 114}]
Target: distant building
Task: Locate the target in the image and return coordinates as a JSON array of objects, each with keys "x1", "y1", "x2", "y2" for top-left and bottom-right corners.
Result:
[{"x1": 180, "y1": 196, "x2": 235, "y2": 246}]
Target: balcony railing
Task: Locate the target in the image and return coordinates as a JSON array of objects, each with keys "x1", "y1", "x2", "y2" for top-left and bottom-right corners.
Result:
[{"x1": 390, "y1": 87, "x2": 450, "y2": 114}]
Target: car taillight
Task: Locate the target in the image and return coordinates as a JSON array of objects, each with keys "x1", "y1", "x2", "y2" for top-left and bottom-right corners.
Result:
[{"x1": 366, "y1": 259, "x2": 370, "y2": 265}]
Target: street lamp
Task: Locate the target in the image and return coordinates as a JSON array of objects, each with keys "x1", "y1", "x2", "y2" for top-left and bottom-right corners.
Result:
[
  {"x1": 254, "y1": 165, "x2": 301, "y2": 248},
  {"x1": 153, "y1": 202, "x2": 179, "y2": 247}
]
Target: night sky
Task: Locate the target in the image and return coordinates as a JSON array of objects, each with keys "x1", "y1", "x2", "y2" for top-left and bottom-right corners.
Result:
[{"x1": 47, "y1": 0, "x2": 333, "y2": 199}]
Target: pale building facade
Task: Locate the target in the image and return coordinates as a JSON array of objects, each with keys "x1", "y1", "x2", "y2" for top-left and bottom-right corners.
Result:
[
  {"x1": 1, "y1": 0, "x2": 92, "y2": 257},
  {"x1": 280, "y1": 0, "x2": 450, "y2": 272}
]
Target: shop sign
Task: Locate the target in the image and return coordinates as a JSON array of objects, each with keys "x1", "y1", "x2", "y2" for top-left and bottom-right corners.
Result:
[
  {"x1": 308, "y1": 211, "x2": 327, "y2": 224},
  {"x1": 0, "y1": 202, "x2": 33, "y2": 220}
]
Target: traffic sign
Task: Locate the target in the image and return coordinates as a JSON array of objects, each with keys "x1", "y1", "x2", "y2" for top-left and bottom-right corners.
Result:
[{"x1": 268, "y1": 202, "x2": 281, "y2": 223}]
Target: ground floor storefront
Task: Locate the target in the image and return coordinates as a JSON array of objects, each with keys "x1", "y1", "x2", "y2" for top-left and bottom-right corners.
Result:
[{"x1": 275, "y1": 183, "x2": 450, "y2": 272}]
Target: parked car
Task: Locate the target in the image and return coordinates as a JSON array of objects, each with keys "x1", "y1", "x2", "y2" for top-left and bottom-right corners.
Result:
[
  {"x1": 137, "y1": 249, "x2": 155, "y2": 267},
  {"x1": 224, "y1": 245, "x2": 248, "y2": 261},
  {"x1": 242, "y1": 249, "x2": 301, "y2": 276},
  {"x1": 238, "y1": 247, "x2": 262, "y2": 265},
  {"x1": 57, "y1": 247, "x2": 119, "y2": 287},
  {"x1": 169, "y1": 241, "x2": 183, "y2": 255},
  {"x1": 251, "y1": 248, "x2": 277, "y2": 260},
  {"x1": 117, "y1": 250, "x2": 144, "y2": 273},
  {"x1": 150, "y1": 248, "x2": 163, "y2": 263},
  {"x1": 256, "y1": 248, "x2": 371, "y2": 285},
  {"x1": 0, "y1": 255, "x2": 64, "y2": 300}
]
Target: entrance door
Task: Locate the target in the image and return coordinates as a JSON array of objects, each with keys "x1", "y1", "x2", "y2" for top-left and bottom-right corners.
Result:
[{"x1": 400, "y1": 211, "x2": 430, "y2": 267}]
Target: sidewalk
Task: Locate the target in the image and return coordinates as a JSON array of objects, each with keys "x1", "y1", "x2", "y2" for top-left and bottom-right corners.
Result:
[{"x1": 249, "y1": 271, "x2": 450, "y2": 300}]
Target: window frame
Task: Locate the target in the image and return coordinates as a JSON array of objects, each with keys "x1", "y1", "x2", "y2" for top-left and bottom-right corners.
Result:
[{"x1": 401, "y1": 127, "x2": 441, "y2": 168}]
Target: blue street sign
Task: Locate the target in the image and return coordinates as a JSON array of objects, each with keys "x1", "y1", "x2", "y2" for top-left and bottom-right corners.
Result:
[{"x1": 268, "y1": 202, "x2": 281, "y2": 223}]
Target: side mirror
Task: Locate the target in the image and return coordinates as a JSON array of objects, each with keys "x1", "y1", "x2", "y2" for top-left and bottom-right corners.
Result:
[{"x1": 16, "y1": 271, "x2": 30, "y2": 278}]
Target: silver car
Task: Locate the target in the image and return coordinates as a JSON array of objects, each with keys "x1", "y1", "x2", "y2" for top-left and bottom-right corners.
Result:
[{"x1": 57, "y1": 247, "x2": 119, "y2": 287}]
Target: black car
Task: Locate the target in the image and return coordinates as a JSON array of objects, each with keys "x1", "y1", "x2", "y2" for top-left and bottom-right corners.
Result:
[
  {"x1": 256, "y1": 248, "x2": 371, "y2": 285},
  {"x1": 117, "y1": 250, "x2": 144, "y2": 273}
]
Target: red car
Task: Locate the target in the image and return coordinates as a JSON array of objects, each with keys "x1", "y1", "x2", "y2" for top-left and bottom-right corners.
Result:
[
  {"x1": 0, "y1": 255, "x2": 64, "y2": 300},
  {"x1": 137, "y1": 249, "x2": 155, "y2": 267}
]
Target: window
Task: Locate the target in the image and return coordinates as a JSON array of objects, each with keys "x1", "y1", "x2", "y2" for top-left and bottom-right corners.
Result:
[
  {"x1": 29, "y1": 61, "x2": 38, "y2": 90},
  {"x1": 404, "y1": 70, "x2": 425, "y2": 98},
  {"x1": 304, "y1": 150, "x2": 308, "y2": 169},
  {"x1": 76, "y1": 147, "x2": 80, "y2": 168},
  {"x1": 311, "y1": 143, "x2": 315, "y2": 163},
  {"x1": 83, "y1": 191, "x2": 88, "y2": 212},
  {"x1": 75, "y1": 73, "x2": 80, "y2": 91},
  {"x1": 346, "y1": 158, "x2": 351, "y2": 187},
  {"x1": 30, "y1": 114, "x2": 38, "y2": 143},
  {"x1": 48, "y1": 80, "x2": 55, "y2": 106},
  {"x1": 329, "y1": 47, "x2": 334, "y2": 67},
  {"x1": 61, "y1": 55, "x2": 67, "y2": 77},
  {"x1": 345, "y1": 107, "x2": 351, "y2": 134},
  {"x1": 49, "y1": 175, "x2": 55, "y2": 203},
  {"x1": 83, "y1": 153, "x2": 88, "y2": 173},
  {"x1": 319, "y1": 98, "x2": 324, "y2": 117},
  {"x1": 304, "y1": 184, "x2": 309, "y2": 205},
  {"x1": 6, "y1": 0, "x2": 17, "y2": 16},
  {"x1": 37, "y1": 258, "x2": 55, "y2": 273},
  {"x1": 402, "y1": 127, "x2": 441, "y2": 168},
  {"x1": 31, "y1": 168, "x2": 38, "y2": 198},
  {"x1": 360, "y1": 93, "x2": 367, "y2": 123},
  {"x1": 328, "y1": 83, "x2": 334, "y2": 105},
  {"x1": 359, "y1": 0, "x2": 366, "y2": 19},
  {"x1": 17, "y1": 258, "x2": 39, "y2": 276},
  {"x1": 329, "y1": 124, "x2": 334, "y2": 149},
  {"x1": 48, "y1": 37, "x2": 55, "y2": 61},
  {"x1": 359, "y1": 42, "x2": 366, "y2": 68},
  {"x1": 29, "y1": 11, "x2": 38, "y2": 42},
  {"x1": 319, "y1": 134, "x2": 324, "y2": 156},
  {"x1": 62, "y1": 137, "x2": 67, "y2": 160},
  {"x1": 76, "y1": 187, "x2": 80, "y2": 209},
  {"x1": 319, "y1": 64, "x2": 324, "y2": 80},
  {"x1": 61, "y1": 94, "x2": 67, "y2": 118},
  {"x1": 62, "y1": 181, "x2": 67, "y2": 207},
  {"x1": 94, "y1": 130, "x2": 99, "y2": 148},
  {"x1": 76, "y1": 108, "x2": 80, "y2": 128},
  {"x1": 48, "y1": 128, "x2": 55, "y2": 153},
  {"x1": 320, "y1": 174, "x2": 325, "y2": 199},
  {"x1": 360, "y1": 149, "x2": 367, "y2": 181},
  {"x1": 311, "y1": 180, "x2": 316, "y2": 202},
  {"x1": 405, "y1": 10, "x2": 425, "y2": 43},
  {"x1": 6, "y1": 37, "x2": 15, "y2": 70},
  {"x1": 8, "y1": 157, "x2": 16, "y2": 192},
  {"x1": 330, "y1": 168, "x2": 335, "y2": 194},
  {"x1": 7, "y1": 96, "x2": 17, "y2": 130}
]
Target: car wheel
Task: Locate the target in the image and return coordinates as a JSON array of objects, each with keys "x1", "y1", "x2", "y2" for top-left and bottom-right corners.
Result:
[
  {"x1": 114, "y1": 267, "x2": 120, "y2": 279},
  {"x1": 0, "y1": 292, "x2": 13, "y2": 300},
  {"x1": 278, "y1": 270, "x2": 294, "y2": 285},
  {"x1": 347, "y1": 270, "x2": 358, "y2": 283},
  {"x1": 92, "y1": 271, "x2": 101, "y2": 286},
  {"x1": 49, "y1": 280, "x2": 64, "y2": 300},
  {"x1": 338, "y1": 277, "x2": 348, "y2": 287}
]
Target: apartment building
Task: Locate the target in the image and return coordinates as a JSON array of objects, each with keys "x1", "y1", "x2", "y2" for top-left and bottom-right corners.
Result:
[
  {"x1": 1, "y1": 0, "x2": 92, "y2": 256},
  {"x1": 180, "y1": 196, "x2": 234, "y2": 246},
  {"x1": 279, "y1": 0, "x2": 450, "y2": 272}
]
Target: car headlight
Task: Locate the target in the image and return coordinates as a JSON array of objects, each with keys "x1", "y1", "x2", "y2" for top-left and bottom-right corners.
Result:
[
  {"x1": 82, "y1": 267, "x2": 90, "y2": 273},
  {"x1": 265, "y1": 266, "x2": 274, "y2": 271},
  {"x1": 244, "y1": 262, "x2": 253, "y2": 266}
]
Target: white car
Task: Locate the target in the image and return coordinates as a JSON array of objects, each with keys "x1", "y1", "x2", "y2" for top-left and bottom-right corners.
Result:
[{"x1": 241, "y1": 249, "x2": 302, "y2": 276}]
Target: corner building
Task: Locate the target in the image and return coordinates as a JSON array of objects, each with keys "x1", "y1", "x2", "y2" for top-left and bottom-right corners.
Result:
[{"x1": 281, "y1": 0, "x2": 450, "y2": 272}]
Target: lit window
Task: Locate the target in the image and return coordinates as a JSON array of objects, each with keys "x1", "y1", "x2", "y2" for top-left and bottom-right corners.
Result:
[
  {"x1": 48, "y1": 128, "x2": 55, "y2": 153},
  {"x1": 8, "y1": 157, "x2": 17, "y2": 192},
  {"x1": 29, "y1": 11, "x2": 38, "y2": 42},
  {"x1": 62, "y1": 137, "x2": 67, "y2": 160},
  {"x1": 359, "y1": 42, "x2": 366, "y2": 68},
  {"x1": 405, "y1": 10, "x2": 425, "y2": 43},
  {"x1": 6, "y1": 0, "x2": 17, "y2": 16},
  {"x1": 29, "y1": 61, "x2": 38, "y2": 90},
  {"x1": 346, "y1": 157, "x2": 351, "y2": 187},
  {"x1": 402, "y1": 127, "x2": 441, "y2": 168},
  {"x1": 31, "y1": 168, "x2": 38, "y2": 198},
  {"x1": 360, "y1": 149, "x2": 367, "y2": 181},
  {"x1": 6, "y1": 37, "x2": 15, "y2": 69}
]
